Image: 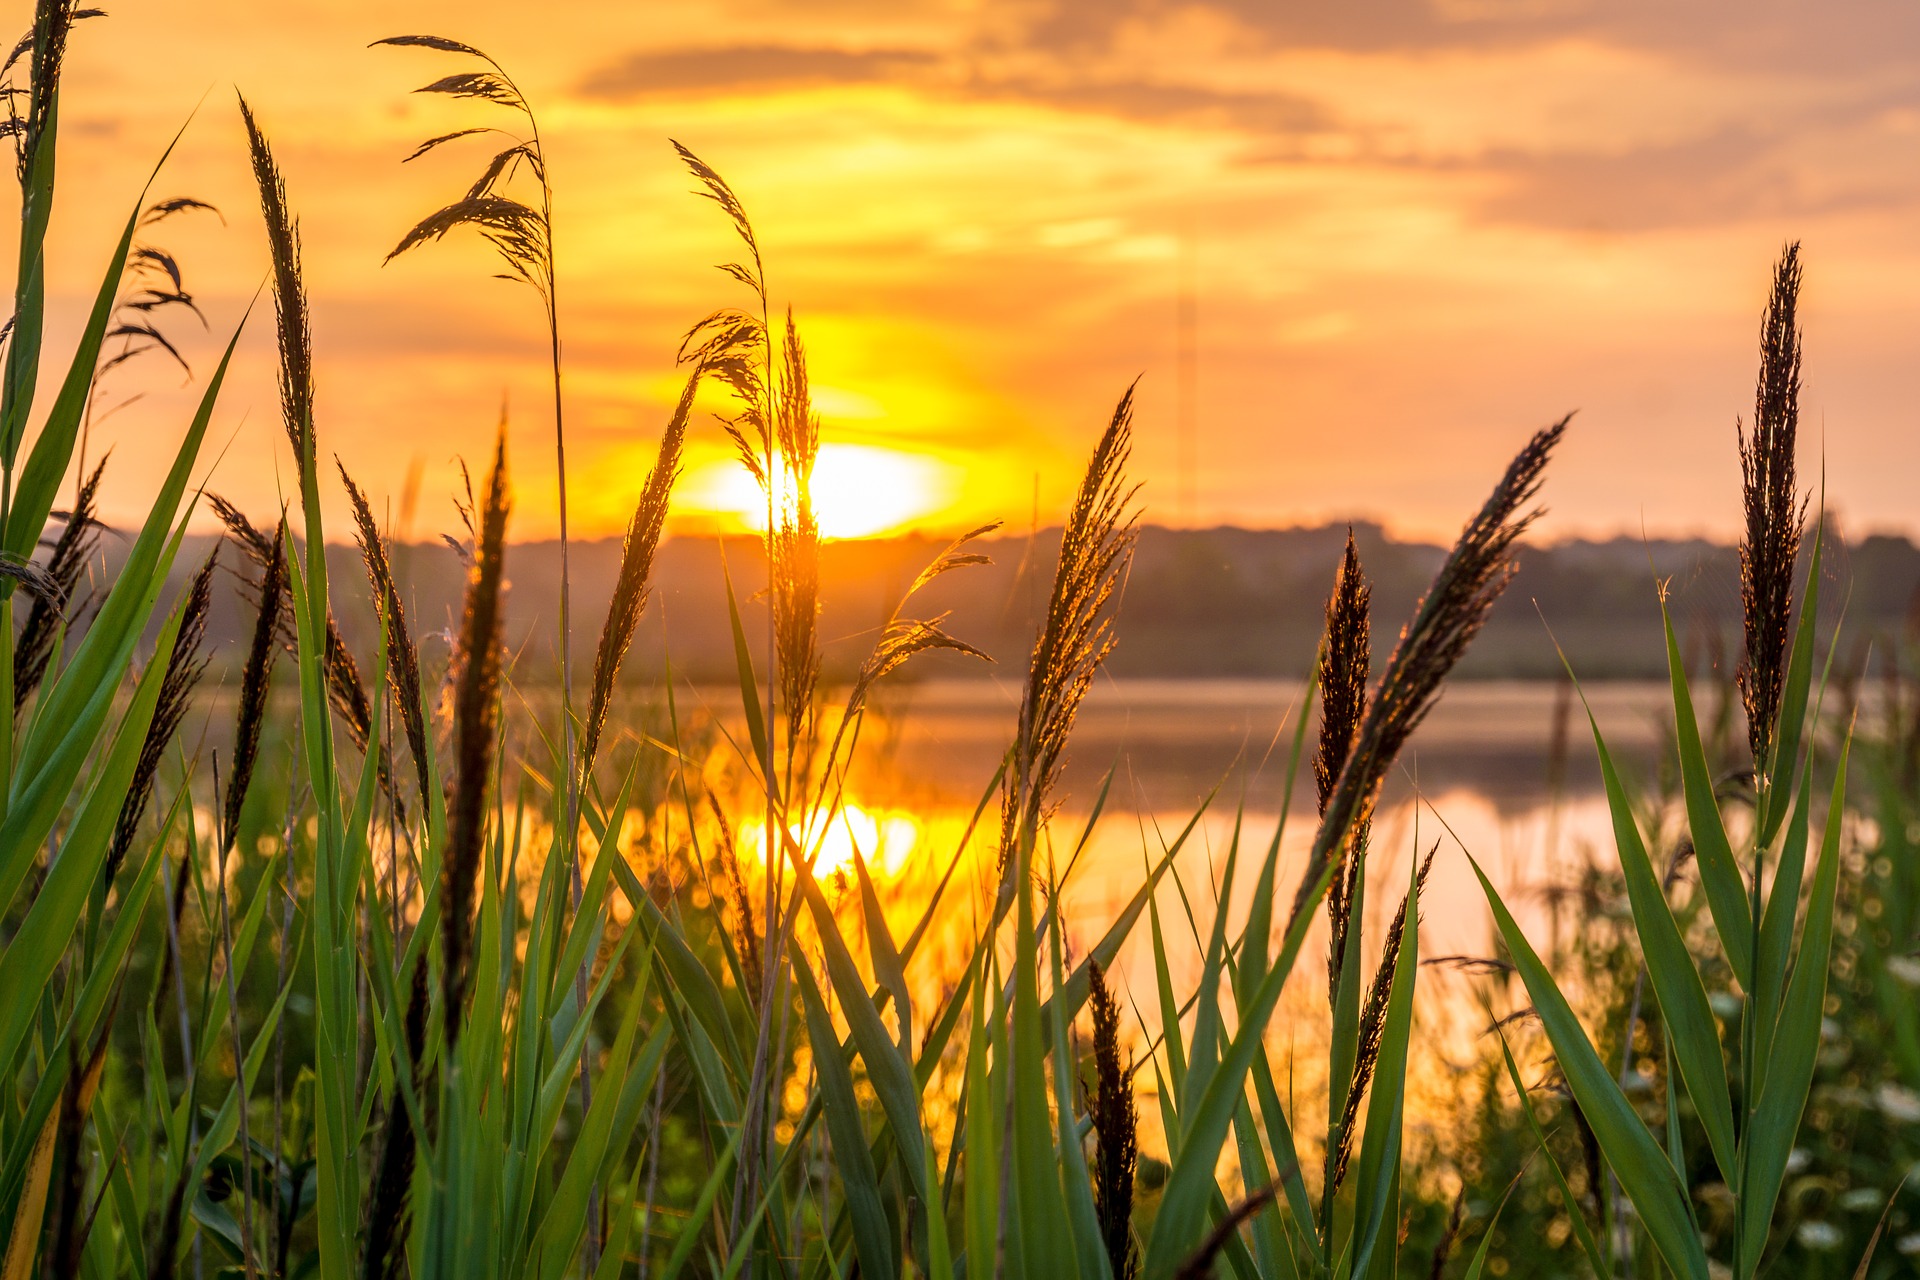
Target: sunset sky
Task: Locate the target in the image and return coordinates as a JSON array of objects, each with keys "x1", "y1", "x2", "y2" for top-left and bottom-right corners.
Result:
[{"x1": 35, "y1": 0, "x2": 1920, "y2": 543}]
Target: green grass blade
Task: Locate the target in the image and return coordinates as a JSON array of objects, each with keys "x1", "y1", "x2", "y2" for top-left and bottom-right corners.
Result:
[
  {"x1": 1460, "y1": 1174, "x2": 1521, "y2": 1280},
  {"x1": 1737, "y1": 738, "x2": 1848, "y2": 1276},
  {"x1": 1584, "y1": 669, "x2": 1739, "y2": 1187},
  {"x1": 852, "y1": 848, "x2": 911, "y2": 1054},
  {"x1": 793, "y1": 858, "x2": 932, "y2": 1212},
  {"x1": 1348, "y1": 857, "x2": 1419, "y2": 1278},
  {"x1": 1759, "y1": 523, "x2": 1822, "y2": 846},
  {"x1": 1050, "y1": 887, "x2": 1115, "y2": 1280},
  {"x1": 1469, "y1": 854, "x2": 1707, "y2": 1280},
  {"x1": 1492, "y1": 1028, "x2": 1607, "y2": 1278},
  {"x1": 0, "y1": 604, "x2": 177, "y2": 1080},
  {"x1": 1751, "y1": 762, "x2": 1814, "y2": 1099},
  {"x1": 1139, "y1": 855, "x2": 1335, "y2": 1280},
  {"x1": 1659, "y1": 600, "x2": 1754, "y2": 985},
  {"x1": 796, "y1": 957, "x2": 896, "y2": 1280},
  {"x1": 963, "y1": 938, "x2": 1001, "y2": 1278}
]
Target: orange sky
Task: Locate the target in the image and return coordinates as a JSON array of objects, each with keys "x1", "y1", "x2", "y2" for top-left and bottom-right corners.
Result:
[{"x1": 30, "y1": 0, "x2": 1920, "y2": 543}]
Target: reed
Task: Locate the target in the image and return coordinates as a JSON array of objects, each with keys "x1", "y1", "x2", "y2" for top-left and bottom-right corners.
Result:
[
  {"x1": 341, "y1": 462, "x2": 430, "y2": 803},
  {"x1": 581, "y1": 368, "x2": 698, "y2": 776},
  {"x1": 12, "y1": 456, "x2": 99, "y2": 710},
  {"x1": 999, "y1": 384, "x2": 1139, "y2": 875},
  {"x1": 104, "y1": 547, "x2": 213, "y2": 892},
  {"x1": 0, "y1": 16, "x2": 1896, "y2": 1280},
  {"x1": 1318, "y1": 530, "x2": 1371, "y2": 991},
  {"x1": 223, "y1": 523, "x2": 284, "y2": 857},
  {"x1": 1738, "y1": 242, "x2": 1805, "y2": 770},
  {"x1": 1088, "y1": 959, "x2": 1138, "y2": 1280},
  {"x1": 1295, "y1": 415, "x2": 1567, "y2": 932},
  {"x1": 441, "y1": 429, "x2": 509, "y2": 1051}
]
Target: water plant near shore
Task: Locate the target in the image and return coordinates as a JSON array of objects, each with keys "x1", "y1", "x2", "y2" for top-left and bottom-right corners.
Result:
[{"x1": 0, "y1": 5, "x2": 1902, "y2": 1278}]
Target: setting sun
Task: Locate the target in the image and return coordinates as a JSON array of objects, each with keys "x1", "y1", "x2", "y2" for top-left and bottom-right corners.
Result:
[
  {"x1": 682, "y1": 442, "x2": 960, "y2": 539},
  {"x1": 742, "y1": 803, "x2": 923, "y2": 876}
]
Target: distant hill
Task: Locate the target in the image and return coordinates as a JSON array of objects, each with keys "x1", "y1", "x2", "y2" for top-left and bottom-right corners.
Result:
[{"x1": 133, "y1": 519, "x2": 1911, "y2": 684}]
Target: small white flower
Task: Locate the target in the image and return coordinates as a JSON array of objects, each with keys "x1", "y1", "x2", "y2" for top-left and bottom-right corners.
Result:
[
  {"x1": 1897, "y1": 1231, "x2": 1920, "y2": 1256},
  {"x1": 1709, "y1": 992, "x2": 1742, "y2": 1019},
  {"x1": 1839, "y1": 1187, "x2": 1885, "y2": 1212},
  {"x1": 1796, "y1": 1221, "x2": 1844, "y2": 1251},
  {"x1": 1786, "y1": 1148, "x2": 1811, "y2": 1174},
  {"x1": 1887, "y1": 955, "x2": 1920, "y2": 988},
  {"x1": 1877, "y1": 1082, "x2": 1920, "y2": 1124}
]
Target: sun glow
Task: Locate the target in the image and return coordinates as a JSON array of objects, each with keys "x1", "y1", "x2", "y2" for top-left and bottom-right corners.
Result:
[
  {"x1": 683, "y1": 443, "x2": 959, "y2": 539},
  {"x1": 742, "y1": 803, "x2": 924, "y2": 877}
]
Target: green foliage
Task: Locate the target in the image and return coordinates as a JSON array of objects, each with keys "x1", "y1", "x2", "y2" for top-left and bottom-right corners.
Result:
[{"x1": 0, "y1": 9, "x2": 1906, "y2": 1280}]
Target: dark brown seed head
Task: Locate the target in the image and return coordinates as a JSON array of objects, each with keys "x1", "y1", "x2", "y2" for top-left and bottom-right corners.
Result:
[
  {"x1": 1089, "y1": 959, "x2": 1139, "y2": 1280},
  {"x1": 14, "y1": 457, "x2": 104, "y2": 712},
  {"x1": 1331, "y1": 843, "x2": 1436, "y2": 1193},
  {"x1": 361, "y1": 956, "x2": 431, "y2": 1280},
  {"x1": 341, "y1": 461, "x2": 430, "y2": 805},
  {"x1": 1316, "y1": 532, "x2": 1372, "y2": 990},
  {"x1": 1292, "y1": 417, "x2": 1564, "y2": 933},
  {"x1": 1315, "y1": 532, "x2": 1371, "y2": 817},
  {"x1": 442, "y1": 431, "x2": 510, "y2": 1052},
  {"x1": 1736, "y1": 242, "x2": 1806, "y2": 767},
  {"x1": 225, "y1": 525, "x2": 286, "y2": 856},
  {"x1": 238, "y1": 95, "x2": 313, "y2": 467},
  {"x1": 107, "y1": 548, "x2": 216, "y2": 892}
]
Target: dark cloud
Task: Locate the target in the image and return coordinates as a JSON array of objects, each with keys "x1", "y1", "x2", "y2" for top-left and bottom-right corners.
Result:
[
  {"x1": 582, "y1": 44, "x2": 937, "y2": 98},
  {"x1": 990, "y1": 78, "x2": 1328, "y2": 133},
  {"x1": 1480, "y1": 127, "x2": 1920, "y2": 232},
  {"x1": 1018, "y1": 0, "x2": 1920, "y2": 75}
]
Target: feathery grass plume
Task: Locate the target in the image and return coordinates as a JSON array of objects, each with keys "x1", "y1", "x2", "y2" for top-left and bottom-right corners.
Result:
[
  {"x1": 341, "y1": 462, "x2": 430, "y2": 803},
  {"x1": 1317, "y1": 530, "x2": 1372, "y2": 993},
  {"x1": 105, "y1": 549, "x2": 215, "y2": 892},
  {"x1": 1088, "y1": 959, "x2": 1139, "y2": 1280},
  {"x1": 3, "y1": 0, "x2": 95, "y2": 181},
  {"x1": 362, "y1": 956, "x2": 430, "y2": 1280},
  {"x1": 225, "y1": 524, "x2": 286, "y2": 857},
  {"x1": 999, "y1": 386, "x2": 1140, "y2": 875},
  {"x1": 772, "y1": 312, "x2": 821, "y2": 752},
  {"x1": 374, "y1": 36, "x2": 551, "y2": 310},
  {"x1": 1331, "y1": 843, "x2": 1437, "y2": 1191},
  {"x1": 673, "y1": 142, "x2": 769, "y2": 461},
  {"x1": 13, "y1": 454, "x2": 101, "y2": 710},
  {"x1": 581, "y1": 368, "x2": 697, "y2": 775},
  {"x1": 1737, "y1": 242, "x2": 1806, "y2": 766},
  {"x1": 834, "y1": 524, "x2": 997, "y2": 735},
  {"x1": 442, "y1": 430, "x2": 509, "y2": 1052},
  {"x1": 1290, "y1": 417, "x2": 1566, "y2": 931},
  {"x1": 239, "y1": 95, "x2": 312, "y2": 465}
]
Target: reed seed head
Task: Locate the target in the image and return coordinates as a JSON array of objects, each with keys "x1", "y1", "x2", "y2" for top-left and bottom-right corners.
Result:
[
  {"x1": 581, "y1": 368, "x2": 697, "y2": 774},
  {"x1": 14, "y1": 456, "x2": 103, "y2": 712},
  {"x1": 341, "y1": 461, "x2": 431, "y2": 805},
  {"x1": 1089, "y1": 959, "x2": 1139, "y2": 1280},
  {"x1": 1737, "y1": 242, "x2": 1806, "y2": 767},
  {"x1": 999, "y1": 385, "x2": 1140, "y2": 875},
  {"x1": 1316, "y1": 531, "x2": 1372, "y2": 993},
  {"x1": 442, "y1": 429, "x2": 510, "y2": 1053},
  {"x1": 225, "y1": 524, "x2": 286, "y2": 856},
  {"x1": 107, "y1": 549, "x2": 215, "y2": 892},
  {"x1": 1292, "y1": 417, "x2": 1564, "y2": 932},
  {"x1": 1331, "y1": 843, "x2": 1435, "y2": 1192},
  {"x1": 238, "y1": 94, "x2": 313, "y2": 466}
]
